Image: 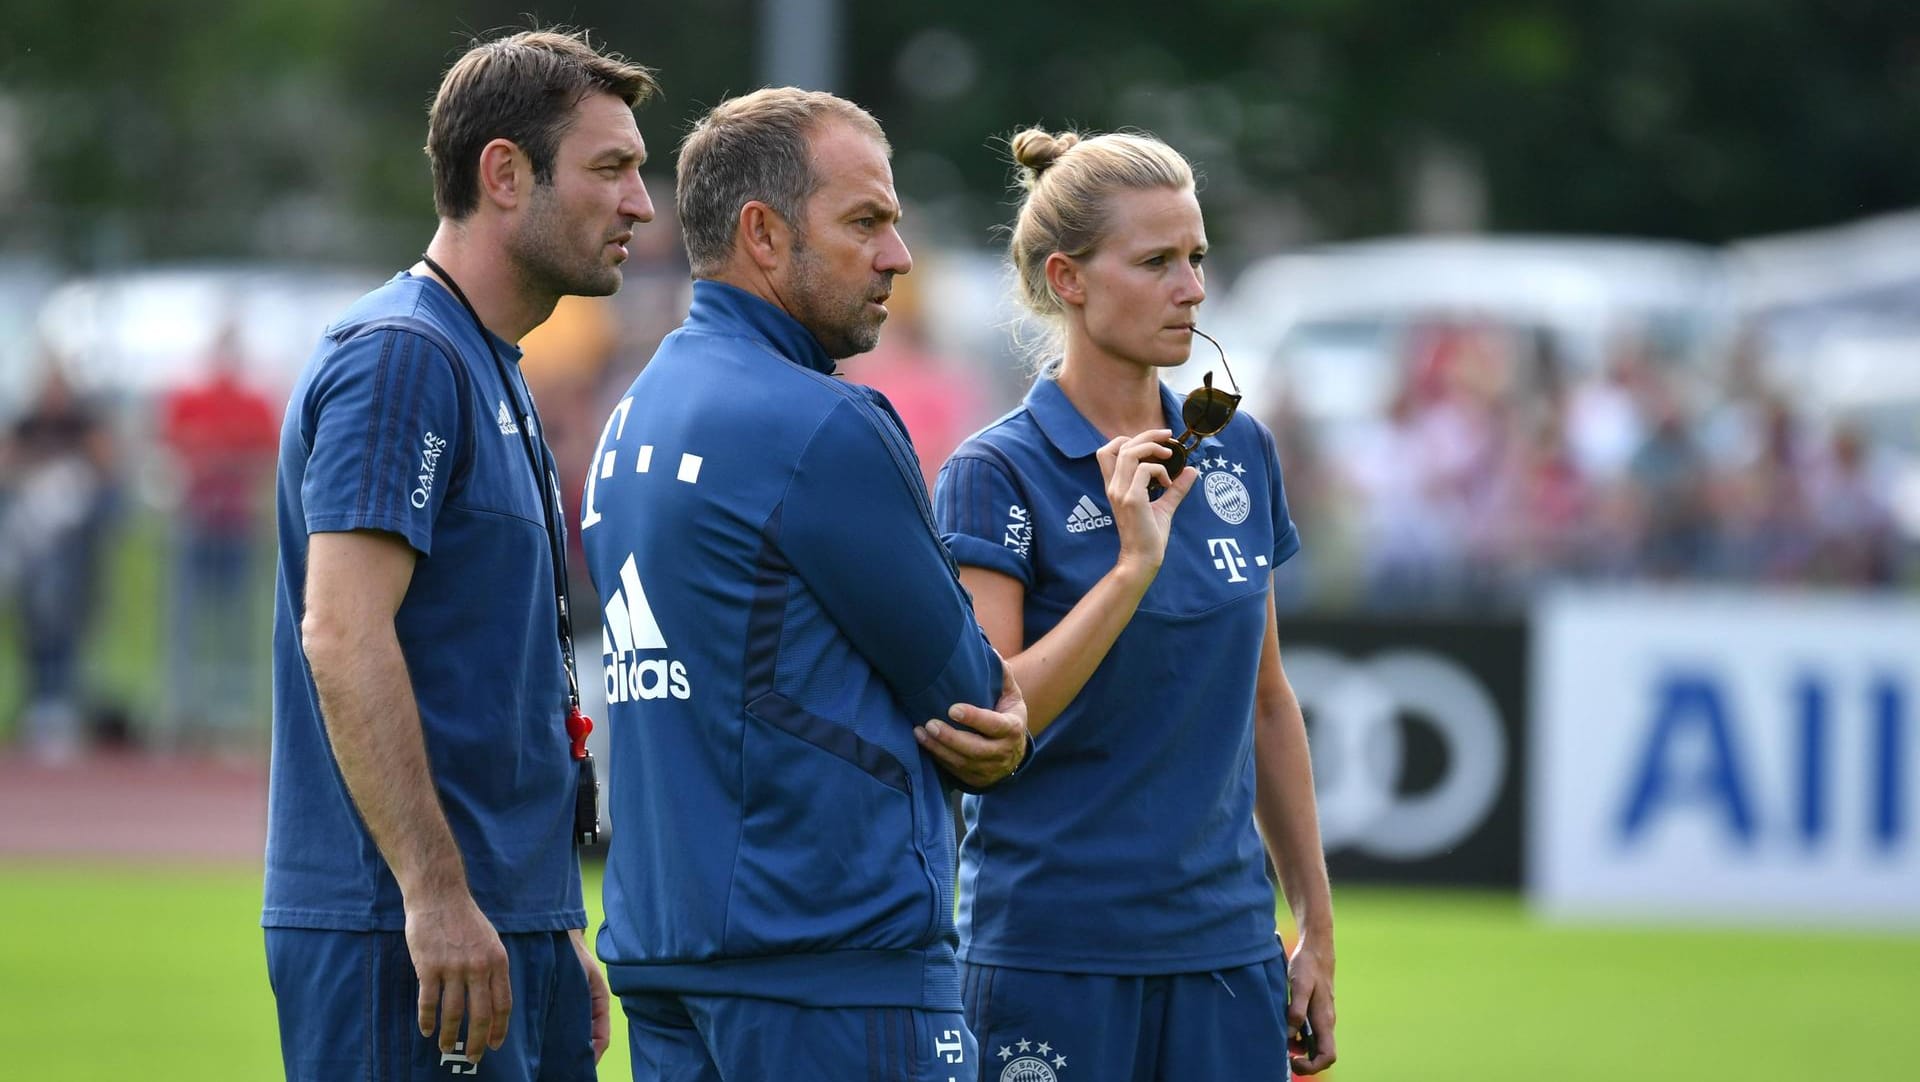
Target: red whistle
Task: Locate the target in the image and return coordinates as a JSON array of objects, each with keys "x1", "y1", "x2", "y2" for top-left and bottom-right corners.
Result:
[{"x1": 566, "y1": 706, "x2": 594, "y2": 761}]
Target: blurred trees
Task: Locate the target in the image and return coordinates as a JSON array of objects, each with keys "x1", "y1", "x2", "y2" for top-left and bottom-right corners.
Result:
[
  {"x1": 1, "y1": 0, "x2": 760, "y2": 264},
  {"x1": 853, "y1": 0, "x2": 1920, "y2": 253},
  {"x1": 4, "y1": 0, "x2": 1919, "y2": 266}
]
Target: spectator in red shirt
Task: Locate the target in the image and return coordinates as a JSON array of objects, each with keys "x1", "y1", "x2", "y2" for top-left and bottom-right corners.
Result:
[
  {"x1": 844, "y1": 270, "x2": 986, "y2": 491},
  {"x1": 158, "y1": 325, "x2": 281, "y2": 750}
]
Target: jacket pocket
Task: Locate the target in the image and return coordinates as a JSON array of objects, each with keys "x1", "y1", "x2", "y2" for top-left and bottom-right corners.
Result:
[{"x1": 727, "y1": 693, "x2": 938, "y2": 954}]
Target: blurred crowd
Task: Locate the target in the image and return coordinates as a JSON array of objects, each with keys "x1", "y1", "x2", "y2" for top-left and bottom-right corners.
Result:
[
  {"x1": 2, "y1": 239, "x2": 1915, "y2": 757},
  {"x1": 1265, "y1": 320, "x2": 1911, "y2": 613},
  {"x1": 0, "y1": 367, "x2": 120, "y2": 760}
]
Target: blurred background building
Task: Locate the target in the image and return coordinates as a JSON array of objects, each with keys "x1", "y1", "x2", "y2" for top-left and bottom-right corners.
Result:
[{"x1": 2, "y1": 3, "x2": 1918, "y2": 1078}]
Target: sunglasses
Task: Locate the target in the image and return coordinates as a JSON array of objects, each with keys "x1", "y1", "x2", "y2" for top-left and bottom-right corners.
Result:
[{"x1": 1156, "y1": 326, "x2": 1242, "y2": 479}]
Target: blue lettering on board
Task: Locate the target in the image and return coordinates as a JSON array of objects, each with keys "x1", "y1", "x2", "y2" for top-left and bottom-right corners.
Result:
[{"x1": 1618, "y1": 671, "x2": 1757, "y2": 846}]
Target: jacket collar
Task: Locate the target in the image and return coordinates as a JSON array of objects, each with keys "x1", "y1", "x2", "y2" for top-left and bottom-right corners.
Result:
[{"x1": 683, "y1": 279, "x2": 836, "y2": 375}]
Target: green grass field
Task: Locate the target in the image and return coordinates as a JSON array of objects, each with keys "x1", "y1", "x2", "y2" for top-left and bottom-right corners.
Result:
[
  {"x1": 4, "y1": 523, "x2": 1917, "y2": 1078},
  {"x1": 1, "y1": 864, "x2": 1915, "y2": 1081}
]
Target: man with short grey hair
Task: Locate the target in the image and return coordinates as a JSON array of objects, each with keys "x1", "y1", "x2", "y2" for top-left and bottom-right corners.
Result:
[{"x1": 577, "y1": 87, "x2": 1030, "y2": 1079}]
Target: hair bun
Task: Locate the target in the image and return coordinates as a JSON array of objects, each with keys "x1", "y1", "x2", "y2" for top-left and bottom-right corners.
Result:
[{"x1": 1010, "y1": 128, "x2": 1080, "y2": 185}]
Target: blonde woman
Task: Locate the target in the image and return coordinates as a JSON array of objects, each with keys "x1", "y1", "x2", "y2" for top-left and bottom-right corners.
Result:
[{"x1": 931, "y1": 129, "x2": 1337, "y2": 1079}]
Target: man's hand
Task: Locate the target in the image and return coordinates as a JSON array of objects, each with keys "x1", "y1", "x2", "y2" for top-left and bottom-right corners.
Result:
[
  {"x1": 407, "y1": 892, "x2": 512, "y2": 1065},
  {"x1": 914, "y1": 667, "x2": 1029, "y2": 789},
  {"x1": 568, "y1": 928, "x2": 611, "y2": 1064},
  {"x1": 1286, "y1": 938, "x2": 1337, "y2": 1075}
]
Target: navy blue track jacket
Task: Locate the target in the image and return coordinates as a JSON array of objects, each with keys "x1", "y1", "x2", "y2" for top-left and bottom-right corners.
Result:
[{"x1": 580, "y1": 280, "x2": 1004, "y2": 1009}]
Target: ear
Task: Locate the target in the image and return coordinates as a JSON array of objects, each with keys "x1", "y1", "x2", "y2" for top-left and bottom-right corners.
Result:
[
  {"x1": 737, "y1": 201, "x2": 791, "y2": 272},
  {"x1": 1044, "y1": 251, "x2": 1086, "y2": 308},
  {"x1": 476, "y1": 138, "x2": 527, "y2": 211}
]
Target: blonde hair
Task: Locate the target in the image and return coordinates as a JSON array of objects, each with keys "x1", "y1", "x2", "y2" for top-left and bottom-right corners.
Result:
[{"x1": 1005, "y1": 128, "x2": 1196, "y2": 374}]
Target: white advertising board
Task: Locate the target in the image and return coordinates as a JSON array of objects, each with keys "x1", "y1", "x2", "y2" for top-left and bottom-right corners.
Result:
[{"x1": 1530, "y1": 588, "x2": 1920, "y2": 926}]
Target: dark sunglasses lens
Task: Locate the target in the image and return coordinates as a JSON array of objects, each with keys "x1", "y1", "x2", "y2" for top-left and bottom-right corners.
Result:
[
  {"x1": 1183, "y1": 388, "x2": 1238, "y2": 435},
  {"x1": 1159, "y1": 438, "x2": 1189, "y2": 477}
]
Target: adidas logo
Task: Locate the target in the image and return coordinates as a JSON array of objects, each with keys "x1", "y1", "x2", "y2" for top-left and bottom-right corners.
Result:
[
  {"x1": 1065, "y1": 494, "x2": 1114, "y2": 534},
  {"x1": 601, "y1": 553, "x2": 691, "y2": 703},
  {"x1": 496, "y1": 400, "x2": 521, "y2": 435}
]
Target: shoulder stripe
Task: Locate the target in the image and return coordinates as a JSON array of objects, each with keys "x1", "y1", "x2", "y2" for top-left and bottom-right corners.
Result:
[
  {"x1": 380, "y1": 334, "x2": 422, "y2": 523},
  {"x1": 354, "y1": 329, "x2": 397, "y2": 523},
  {"x1": 941, "y1": 442, "x2": 1036, "y2": 554},
  {"x1": 330, "y1": 319, "x2": 472, "y2": 524}
]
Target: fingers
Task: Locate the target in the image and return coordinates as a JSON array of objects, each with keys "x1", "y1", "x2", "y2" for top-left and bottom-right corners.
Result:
[
  {"x1": 914, "y1": 729, "x2": 1009, "y2": 787},
  {"x1": 1309, "y1": 1000, "x2": 1336, "y2": 1061},
  {"x1": 1161, "y1": 462, "x2": 1199, "y2": 504},
  {"x1": 1132, "y1": 461, "x2": 1175, "y2": 497},
  {"x1": 1291, "y1": 992, "x2": 1337, "y2": 1074},
  {"x1": 407, "y1": 900, "x2": 512, "y2": 1065},
  {"x1": 588, "y1": 965, "x2": 612, "y2": 1064},
  {"x1": 1094, "y1": 436, "x2": 1127, "y2": 486},
  {"x1": 914, "y1": 713, "x2": 1025, "y2": 786},
  {"x1": 464, "y1": 978, "x2": 495, "y2": 1061},
  {"x1": 912, "y1": 725, "x2": 971, "y2": 775},
  {"x1": 568, "y1": 926, "x2": 612, "y2": 1065},
  {"x1": 486, "y1": 955, "x2": 513, "y2": 1051},
  {"x1": 1292, "y1": 1030, "x2": 1337, "y2": 1074},
  {"x1": 417, "y1": 970, "x2": 441, "y2": 1039},
  {"x1": 426, "y1": 958, "x2": 509, "y2": 1064},
  {"x1": 913, "y1": 719, "x2": 1000, "y2": 761},
  {"x1": 1106, "y1": 433, "x2": 1175, "y2": 500},
  {"x1": 945, "y1": 702, "x2": 1015, "y2": 737},
  {"x1": 438, "y1": 979, "x2": 467, "y2": 1057}
]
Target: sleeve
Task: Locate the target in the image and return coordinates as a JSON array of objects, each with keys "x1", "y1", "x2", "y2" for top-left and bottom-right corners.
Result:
[
  {"x1": 299, "y1": 329, "x2": 465, "y2": 556},
  {"x1": 933, "y1": 449, "x2": 1035, "y2": 588},
  {"x1": 779, "y1": 398, "x2": 1005, "y2": 724},
  {"x1": 1263, "y1": 420, "x2": 1302, "y2": 568}
]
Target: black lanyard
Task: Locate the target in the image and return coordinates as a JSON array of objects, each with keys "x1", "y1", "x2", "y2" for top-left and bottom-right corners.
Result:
[
  {"x1": 419, "y1": 254, "x2": 581, "y2": 711},
  {"x1": 420, "y1": 255, "x2": 600, "y2": 845}
]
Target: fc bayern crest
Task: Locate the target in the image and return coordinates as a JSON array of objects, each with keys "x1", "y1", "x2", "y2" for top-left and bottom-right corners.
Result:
[
  {"x1": 1203, "y1": 468, "x2": 1251, "y2": 525},
  {"x1": 1000, "y1": 1057, "x2": 1057, "y2": 1082}
]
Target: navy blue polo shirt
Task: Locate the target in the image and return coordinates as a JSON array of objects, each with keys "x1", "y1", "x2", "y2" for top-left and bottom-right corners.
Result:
[
  {"x1": 934, "y1": 377, "x2": 1299, "y2": 974},
  {"x1": 264, "y1": 272, "x2": 584, "y2": 933}
]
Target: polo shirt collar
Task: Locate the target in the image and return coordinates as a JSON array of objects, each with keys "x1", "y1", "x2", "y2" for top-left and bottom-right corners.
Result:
[
  {"x1": 685, "y1": 279, "x2": 836, "y2": 375},
  {"x1": 1024, "y1": 376, "x2": 1187, "y2": 460},
  {"x1": 408, "y1": 272, "x2": 524, "y2": 364}
]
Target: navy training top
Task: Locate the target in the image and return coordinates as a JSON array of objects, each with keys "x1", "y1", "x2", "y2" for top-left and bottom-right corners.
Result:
[
  {"x1": 264, "y1": 272, "x2": 584, "y2": 933},
  {"x1": 581, "y1": 280, "x2": 1004, "y2": 1009},
  {"x1": 935, "y1": 376, "x2": 1299, "y2": 974}
]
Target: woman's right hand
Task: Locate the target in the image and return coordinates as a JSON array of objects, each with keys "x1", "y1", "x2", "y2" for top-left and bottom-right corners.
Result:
[{"x1": 1096, "y1": 430, "x2": 1198, "y2": 578}]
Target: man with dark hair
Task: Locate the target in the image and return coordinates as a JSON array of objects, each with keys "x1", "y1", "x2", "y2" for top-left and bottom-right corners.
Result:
[
  {"x1": 579, "y1": 86, "x2": 1030, "y2": 1080},
  {"x1": 264, "y1": 28, "x2": 657, "y2": 1080}
]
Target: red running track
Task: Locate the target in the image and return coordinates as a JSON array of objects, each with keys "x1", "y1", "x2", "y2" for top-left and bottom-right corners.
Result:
[{"x1": 0, "y1": 752, "x2": 267, "y2": 864}]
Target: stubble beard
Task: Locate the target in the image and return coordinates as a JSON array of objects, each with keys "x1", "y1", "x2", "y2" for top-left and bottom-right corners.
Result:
[
  {"x1": 511, "y1": 183, "x2": 623, "y2": 300},
  {"x1": 788, "y1": 236, "x2": 887, "y2": 360}
]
